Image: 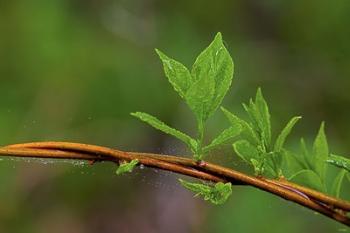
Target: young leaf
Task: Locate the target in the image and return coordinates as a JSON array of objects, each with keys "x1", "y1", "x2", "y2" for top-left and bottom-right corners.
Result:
[
  {"x1": 255, "y1": 88, "x2": 272, "y2": 146},
  {"x1": 331, "y1": 169, "x2": 346, "y2": 198},
  {"x1": 155, "y1": 49, "x2": 193, "y2": 99},
  {"x1": 250, "y1": 159, "x2": 263, "y2": 175},
  {"x1": 221, "y1": 107, "x2": 259, "y2": 145},
  {"x1": 242, "y1": 100, "x2": 260, "y2": 135},
  {"x1": 131, "y1": 112, "x2": 197, "y2": 152},
  {"x1": 241, "y1": 89, "x2": 272, "y2": 148},
  {"x1": 185, "y1": 75, "x2": 215, "y2": 124},
  {"x1": 300, "y1": 138, "x2": 312, "y2": 169},
  {"x1": 203, "y1": 124, "x2": 242, "y2": 153},
  {"x1": 116, "y1": 159, "x2": 139, "y2": 175},
  {"x1": 281, "y1": 149, "x2": 305, "y2": 178},
  {"x1": 179, "y1": 179, "x2": 232, "y2": 205},
  {"x1": 289, "y1": 169, "x2": 325, "y2": 192},
  {"x1": 274, "y1": 116, "x2": 302, "y2": 152},
  {"x1": 189, "y1": 32, "x2": 234, "y2": 122},
  {"x1": 327, "y1": 154, "x2": 350, "y2": 172},
  {"x1": 312, "y1": 122, "x2": 329, "y2": 180},
  {"x1": 233, "y1": 140, "x2": 259, "y2": 164}
]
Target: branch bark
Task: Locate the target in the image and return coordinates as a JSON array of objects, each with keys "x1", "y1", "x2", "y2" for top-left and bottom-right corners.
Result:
[{"x1": 0, "y1": 141, "x2": 349, "y2": 227}]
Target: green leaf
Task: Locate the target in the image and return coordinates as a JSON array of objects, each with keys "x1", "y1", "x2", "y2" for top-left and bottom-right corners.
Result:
[
  {"x1": 289, "y1": 169, "x2": 325, "y2": 192},
  {"x1": 281, "y1": 149, "x2": 305, "y2": 178},
  {"x1": 255, "y1": 88, "x2": 271, "y2": 146},
  {"x1": 131, "y1": 112, "x2": 197, "y2": 152},
  {"x1": 250, "y1": 159, "x2": 263, "y2": 175},
  {"x1": 203, "y1": 125, "x2": 242, "y2": 153},
  {"x1": 331, "y1": 169, "x2": 346, "y2": 198},
  {"x1": 188, "y1": 32, "x2": 234, "y2": 122},
  {"x1": 241, "y1": 89, "x2": 271, "y2": 148},
  {"x1": 221, "y1": 107, "x2": 259, "y2": 145},
  {"x1": 274, "y1": 116, "x2": 302, "y2": 152},
  {"x1": 179, "y1": 179, "x2": 232, "y2": 205},
  {"x1": 185, "y1": 74, "x2": 215, "y2": 124},
  {"x1": 233, "y1": 140, "x2": 259, "y2": 164},
  {"x1": 300, "y1": 138, "x2": 312, "y2": 169},
  {"x1": 312, "y1": 122, "x2": 329, "y2": 180},
  {"x1": 155, "y1": 49, "x2": 193, "y2": 99},
  {"x1": 242, "y1": 100, "x2": 260, "y2": 135},
  {"x1": 327, "y1": 154, "x2": 350, "y2": 172},
  {"x1": 116, "y1": 159, "x2": 139, "y2": 175}
]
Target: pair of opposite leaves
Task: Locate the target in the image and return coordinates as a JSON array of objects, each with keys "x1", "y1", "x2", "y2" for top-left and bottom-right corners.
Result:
[
  {"x1": 128, "y1": 33, "x2": 235, "y2": 204},
  {"x1": 132, "y1": 32, "x2": 240, "y2": 161}
]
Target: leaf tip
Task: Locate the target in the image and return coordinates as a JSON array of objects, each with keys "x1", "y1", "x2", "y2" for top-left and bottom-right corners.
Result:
[
  {"x1": 116, "y1": 159, "x2": 139, "y2": 175},
  {"x1": 155, "y1": 48, "x2": 164, "y2": 58},
  {"x1": 256, "y1": 87, "x2": 263, "y2": 98},
  {"x1": 215, "y1": 32, "x2": 222, "y2": 40},
  {"x1": 130, "y1": 112, "x2": 140, "y2": 117}
]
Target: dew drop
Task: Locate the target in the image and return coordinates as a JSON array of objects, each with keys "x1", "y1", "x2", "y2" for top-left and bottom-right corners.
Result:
[{"x1": 73, "y1": 161, "x2": 86, "y2": 167}]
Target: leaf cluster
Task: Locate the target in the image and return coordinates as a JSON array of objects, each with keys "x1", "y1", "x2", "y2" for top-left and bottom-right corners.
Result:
[
  {"x1": 222, "y1": 89, "x2": 301, "y2": 177},
  {"x1": 286, "y1": 126, "x2": 350, "y2": 197},
  {"x1": 223, "y1": 91, "x2": 350, "y2": 198},
  {"x1": 129, "y1": 32, "x2": 350, "y2": 204}
]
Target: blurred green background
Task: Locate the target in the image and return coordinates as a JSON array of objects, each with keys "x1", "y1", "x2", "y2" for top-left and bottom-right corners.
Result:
[{"x1": 1, "y1": 0, "x2": 350, "y2": 232}]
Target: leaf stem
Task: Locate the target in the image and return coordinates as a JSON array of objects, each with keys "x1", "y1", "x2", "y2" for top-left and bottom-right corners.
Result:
[
  {"x1": 1, "y1": 141, "x2": 350, "y2": 226},
  {"x1": 195, "y1": 120, "x2": 205, "y2": 160}
]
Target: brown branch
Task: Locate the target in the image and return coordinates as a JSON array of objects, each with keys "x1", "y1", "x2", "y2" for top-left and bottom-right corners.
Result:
[
  {"x1": 0, "y1": 147, "x2": 223, "y2": 183},
  {"x1": 1, "y1": 141, "x2": 350, "y2": 227}
]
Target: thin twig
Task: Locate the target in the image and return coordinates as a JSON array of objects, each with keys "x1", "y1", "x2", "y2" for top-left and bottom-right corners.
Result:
[
  {"x1": 0, "y1": 147, "x2": 223, "y2": 183},
  {"x1": 1, "y1": 141, "x2": 349, "y2": 227},
  {"x1": 8, "y1": 142, "x2": 349, "y2": 211},
  {"x1": 133, "y1": 152, "x2": 350, "y2": 211}
]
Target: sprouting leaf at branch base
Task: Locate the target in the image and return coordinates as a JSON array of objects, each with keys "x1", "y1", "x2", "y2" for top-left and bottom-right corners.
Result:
[
  {"x1": 179, "y1": 179, "x2": 232, "y2": 205},
  {"x1": 116, "y1": 159, "x2": 139, "y2": 175}
]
